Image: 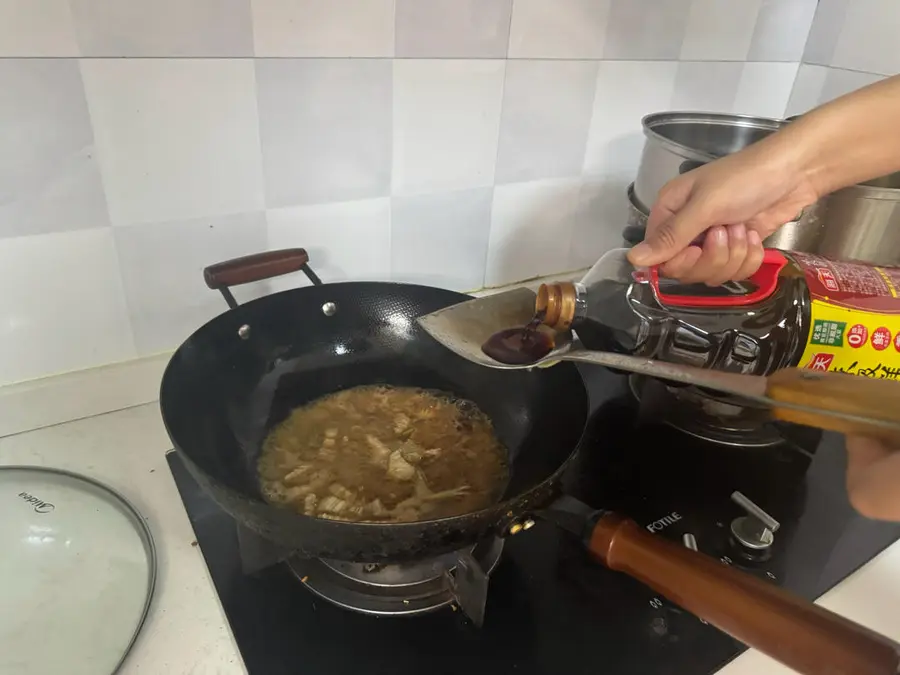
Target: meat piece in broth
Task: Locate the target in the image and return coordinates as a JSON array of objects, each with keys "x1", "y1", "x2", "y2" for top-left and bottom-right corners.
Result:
[
  {"x1": 257, "y1": 385, "x2": 508, "y2": 523},
  {"x1": 387, "y1": 449, "x2": 416, "y2": 481}
]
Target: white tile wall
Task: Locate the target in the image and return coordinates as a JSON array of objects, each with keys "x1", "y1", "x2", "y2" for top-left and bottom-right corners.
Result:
[
  {"x1": 486, "y1": 178, "x2": 582, "y2": 286},
  {"x1": 114, "y1": 212, "x2": 268, "y2": 354},
  {"x1": 392, "y1": 60, "x2": 504, "y2": 196},
  {"x1": 508, "y1": 0, "x2": 610, "y2": 60},
  {"x1": 680, "y1": 0, "x2": 762, "y2": 62},
  {"x1": 568, "y1": 178, "x2": 633, "y2": 271},
  {"x1": 266, "y1": 198, "x2": 392, "y2": 287},
  {"x1": 602, "y1": 0, "x2": 693, "y2": 60},
  {"x1": 818, "y1": 68, "x2": 886, "y2": 105},
  {"x1": 785, "y1": 64, "x2": 831, "y2": 117},
  {"x1": 583, "y1": 61, "x2": 679, "y2": 179},
  {"x1": 0, "y1": 0, "x2": 855, "y2": 385},
  {"x1": 831, "y1": 0, "x2": 900, "y2": 76},
  {"x1": 81, "y1": 59, "x2": 264, "y2": 226},
  {"x1": 255, "y1": 59, "x2": 392, "y2": 207},
  {"x1": 495, "y1": 60, "x2": 598, "y2": 184},
  {"x1": 394, "y1": 0, "x2": 512, "y2": 58},
  {"x1": 0, "y1": 59, "x2": 108, "y2": 238},
  {"x1": 0, "y1": 0, "x2": 79, "y2": 56},
  {"x1": 69, "y1": 0, "x2": 254, "y2": 57},
  {"x1": 803, "y1": 0, "x2": 848, "y2": 66},
  {"x1": 672, "y1": 61, "x2": 745, "y2": 113},
  {"x1": 733, "y1": 62, "x2": 800, "y2": 119},
  {"x1": 251, "y1": 0, "x2": 395, "y2": 57},
  {"x1": 788, "y1": 0, "x2": 895, "y2": 117},
  {"x1": 748, "y1": 0, "x2": 818, "y2": 62},
  {"x1": 392, "y1": 187, "x2": 494, "y2": 291},
  {"x1": 0, "y1": 228, "x2": 135, "y2": 384}
]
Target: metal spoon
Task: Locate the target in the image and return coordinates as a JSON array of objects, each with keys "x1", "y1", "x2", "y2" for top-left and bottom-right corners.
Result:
[{"x1": 417, "y1": 287, "x2": 900, "y2": 441}]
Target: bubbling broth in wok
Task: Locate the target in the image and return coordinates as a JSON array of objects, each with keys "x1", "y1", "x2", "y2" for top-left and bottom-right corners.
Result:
[{"x1": 257, "y1": 385, "x2": 509, "y2": 523}]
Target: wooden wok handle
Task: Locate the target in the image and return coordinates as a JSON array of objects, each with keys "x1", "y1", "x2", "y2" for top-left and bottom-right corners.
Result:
[
  {"x1": 766, "y1": 369, "x2": 900, "y2": 443},
  {"x1": 589, "y1": 514, "x2": 900, "y2": 675},
  {"x1": 204, "y1": 248, "x2": 311, "y2": 289}
]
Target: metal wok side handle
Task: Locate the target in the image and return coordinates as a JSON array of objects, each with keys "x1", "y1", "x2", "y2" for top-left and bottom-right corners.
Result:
[
  {"x1": 588, "y1": 513, "x2": 900, "y2": 675},
  {"x1": 203, "y1": 248, "x2": 323, "y2": 309}
]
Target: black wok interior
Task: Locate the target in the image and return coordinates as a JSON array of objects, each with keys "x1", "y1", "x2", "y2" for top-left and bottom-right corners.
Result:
[{"x1": 160, "y1": 282, "x2": 589, "y2": 561}]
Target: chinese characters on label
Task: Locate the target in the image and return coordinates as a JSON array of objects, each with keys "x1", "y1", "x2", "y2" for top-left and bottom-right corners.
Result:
[
  {"x1": 810, "y1": 320, "x2": 845, "y2": 347},
  {"x1": 816, "y1": 267, "x2": 839, "y2": 292},
  {"x1": 847, "y1": 324, "x2": 868, "y2": 349},
  {"x1": 833, "y1": 360, "x2": 900, "y2": 380},
  {"x1": 872, "y1": 327, "x2": 892, "y2": 351},
  {"x1": 806, "y1": 353, "x2": 835, "y2": 371},
  {"x1": 795, "y1": 255, "x2": 900, "y2": 377}
]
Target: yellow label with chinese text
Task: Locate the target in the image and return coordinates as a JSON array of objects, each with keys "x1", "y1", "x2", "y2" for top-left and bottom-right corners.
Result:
[{"x1": 798, "y1": 299, "x2": 900, "y2": 379}]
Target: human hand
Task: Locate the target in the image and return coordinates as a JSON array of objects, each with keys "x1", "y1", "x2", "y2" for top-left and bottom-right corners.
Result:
[
  {"x1": 627, "y1": 142, "x2": 820, "y2": 286},
  {"x1": 845, "y1": 435, "x2": 900, "y2": 521}
]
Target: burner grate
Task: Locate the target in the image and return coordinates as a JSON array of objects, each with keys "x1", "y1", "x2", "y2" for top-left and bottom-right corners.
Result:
[
  {"x1": 629, "y1": 375, "x2": 784, "y2": 448},
  {"x1": 286, "y1": 537, "x2": 504, "y2": 625}
]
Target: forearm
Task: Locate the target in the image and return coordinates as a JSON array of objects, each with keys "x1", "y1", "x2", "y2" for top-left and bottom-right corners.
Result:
[{"x1": 774, "y1": 75, "x2": 900, "y2": 196}]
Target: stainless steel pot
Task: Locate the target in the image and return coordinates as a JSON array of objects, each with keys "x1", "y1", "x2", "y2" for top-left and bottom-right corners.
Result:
[
  {"x1": 634, "y1": 112, "x2": 786, "y2": 212},
  {"x1": 759, "y1": 217, "x2": 823, "y2": 252},
  {"x1": 795, "y1": 173, "x2": 900, "y2": 266},
  {"x1": 623, "y1": 183, "x2": 648, "y2": 245}
]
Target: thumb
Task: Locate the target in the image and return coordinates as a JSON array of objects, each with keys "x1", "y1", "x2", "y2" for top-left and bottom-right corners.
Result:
[{"x1": 628, "y1": 202, "x2": 708, "y2": 267}]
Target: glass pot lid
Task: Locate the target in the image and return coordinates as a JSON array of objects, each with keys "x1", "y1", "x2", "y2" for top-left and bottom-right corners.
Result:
[{"x1": 0, "y1": 466, "x2": 156, "y2": 675}]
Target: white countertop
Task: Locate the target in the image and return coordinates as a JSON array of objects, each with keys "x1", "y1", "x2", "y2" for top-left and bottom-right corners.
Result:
[{"x1": 2, "y1": 401, "x2": 899, "y2": 675}]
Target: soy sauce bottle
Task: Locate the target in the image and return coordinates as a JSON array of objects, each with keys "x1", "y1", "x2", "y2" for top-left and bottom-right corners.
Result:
[{"x1": 536, "y1": 248, "x2": 900, "y2": 378}]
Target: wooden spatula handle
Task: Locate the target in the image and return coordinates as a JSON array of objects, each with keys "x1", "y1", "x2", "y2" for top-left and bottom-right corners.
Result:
[
  {"x1": 589, "y1": 514, "x2": 900, "y2": 675},
  {"x1": 766, "y1": 369, "x2": 900, "y2": 442}
]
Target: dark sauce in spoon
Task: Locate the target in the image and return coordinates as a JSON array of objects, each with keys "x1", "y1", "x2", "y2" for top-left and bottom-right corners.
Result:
[{"x1": 481, "y1": 315, "x2": 555, "y2": 365}]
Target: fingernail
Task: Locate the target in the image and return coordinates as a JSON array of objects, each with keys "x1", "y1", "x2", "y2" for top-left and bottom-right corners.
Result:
[
  {"x1": 709, "y1": 225, "x2": 726, "y2": 245},
  {"x1": 748, "y1": 230, "x2": 762, "y2": 246},
  {"x1": 728, "y1": 223, "x2": 746, "y2": 240}
]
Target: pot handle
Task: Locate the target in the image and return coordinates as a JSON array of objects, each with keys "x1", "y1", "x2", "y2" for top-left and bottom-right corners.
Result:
[
  {"x1": 589, "y1": 513, "x2": 900, "y2": 675},
  {"x1": 203, "y1": 248, "x2": 322, "y2": 309},
  {"x1": 648, "y1": 249, "x2": 788, "y2": 308}
]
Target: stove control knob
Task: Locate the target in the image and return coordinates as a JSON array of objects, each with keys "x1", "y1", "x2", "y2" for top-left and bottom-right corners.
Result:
[{"x1": 730, "y1": 491, "x2": 780, "y2": 551}]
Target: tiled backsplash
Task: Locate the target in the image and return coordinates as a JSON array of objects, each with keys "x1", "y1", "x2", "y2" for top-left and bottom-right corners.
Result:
[
  {"x1": 787, "y1": 0, "x2": 894, "y2": 116},
  {"x1": 0, "y1": 0, "x2": 853, "y2": 386}
]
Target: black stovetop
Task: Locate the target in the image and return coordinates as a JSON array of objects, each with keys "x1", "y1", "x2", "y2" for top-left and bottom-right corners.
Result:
[{"x1": 167, "y1": 367, "x2": 900, "y2": 675}]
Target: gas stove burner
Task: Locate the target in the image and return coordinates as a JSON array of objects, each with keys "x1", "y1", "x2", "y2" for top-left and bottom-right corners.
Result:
[
  {"x1": 629, "y1": 375, "x2": 784, "y2": 448},
  {"x1": 286, "y1": 537, "x2": 504, "y2": 625}
]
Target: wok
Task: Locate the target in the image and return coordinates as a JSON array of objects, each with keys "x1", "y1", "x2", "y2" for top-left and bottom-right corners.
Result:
[
  {"x1": 161, "y1": 249, "x2": 589, "y2": 561},
  {"x1": 160, "y1": 249, "x2": 900, "y2": 675}
]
